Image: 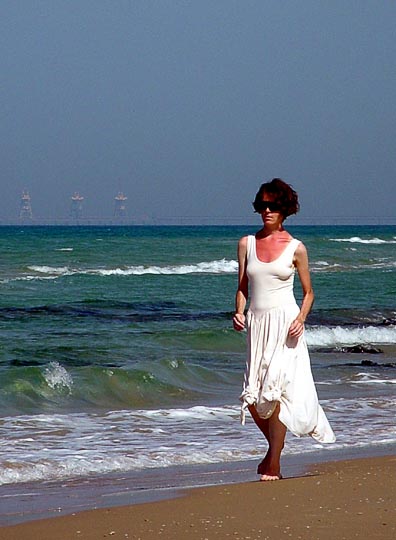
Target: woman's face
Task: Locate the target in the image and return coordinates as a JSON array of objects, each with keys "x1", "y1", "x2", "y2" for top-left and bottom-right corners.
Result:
[{"x1": 257, "y1": 192, "x2": 284, "y2": 227}]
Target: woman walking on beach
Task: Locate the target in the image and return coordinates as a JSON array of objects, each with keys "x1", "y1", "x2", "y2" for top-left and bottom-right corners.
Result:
[{"x1": 233, "y1": 178, "x2": 335, "y2": 481}]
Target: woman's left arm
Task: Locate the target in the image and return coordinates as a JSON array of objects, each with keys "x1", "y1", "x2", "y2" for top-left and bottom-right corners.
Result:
[{"x1": 288, "y1": 242, "x2": 315, "y2": 338}]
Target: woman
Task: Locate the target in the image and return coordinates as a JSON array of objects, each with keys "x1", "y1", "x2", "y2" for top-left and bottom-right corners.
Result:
[{"x1": 233, "y1": 178, "x2": 335, "y2": 481}]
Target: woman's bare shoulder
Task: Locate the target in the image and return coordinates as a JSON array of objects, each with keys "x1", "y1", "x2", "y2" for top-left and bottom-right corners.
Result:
[
  {"x1": 238, "y1": 235, "x2": 249, "y2": 247},
  {"x1": 237, "y1": 236, "x2": 249, "y2": 260},
  {"x1": 294, "y1": 240, "x2": 309, "y2": 262},
  {"x1": 295, "y1": 240, "x2": 307, "y2": 252}
]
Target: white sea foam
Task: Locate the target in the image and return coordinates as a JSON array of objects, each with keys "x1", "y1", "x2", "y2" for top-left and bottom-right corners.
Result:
[
  {"x1": 43, "y1": 362, "x2": 73, "y2": 393},
  {"x1": 310, "y1": 261, "x2": 343, "y2": 272},
  {"x1": 311, "y1": 259, "x2": 396, "y2": 272},
  {"x1": 26, "y1": 259, "x2": 238, "y2": 278},
  {"x1": 350, "y1": 374, "x2": 396, "y2": 385},
  {"x1": 17, "y1": 255, "x2": 396, "y2": 281},
  {"x1": 28, "y1": 265, "x2": 73, "y2": 275},
  {"x1": 0, "y1": 397, "x2": 395, "y2": 485},
  {"x1": 306, "y1": 325, "x2": 396, "y2": 347},
  {"x1": 11, "y1": 275, "x2": 61, "y2": 283},
  {"x1": 319, "y1": 373, "x2": 396, "y2": 386},
  {"x1": 330, "y1": 236, "x2": 396, "y2": 244}
]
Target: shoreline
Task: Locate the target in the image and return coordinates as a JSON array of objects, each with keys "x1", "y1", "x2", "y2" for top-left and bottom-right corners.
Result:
[
  {"x1": 1, "y1": 453, "x2": 395, "y2": 540},
  {"x1": 1, "y1": 442, "x2": 396, "y2": 527}
]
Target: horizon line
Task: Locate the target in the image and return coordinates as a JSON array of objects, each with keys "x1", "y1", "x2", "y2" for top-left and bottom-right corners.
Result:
[{"x1": 0, "y1": 217, "x2": 395, "y2": 227}]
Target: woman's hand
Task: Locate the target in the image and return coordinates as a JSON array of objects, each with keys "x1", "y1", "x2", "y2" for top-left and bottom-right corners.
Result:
[
  {"x1": 233, "y1": 312, "x2": 246, "y2": 331},
  {"x1": 288, "y1": 317, "x2": 304, "y2": 338}
]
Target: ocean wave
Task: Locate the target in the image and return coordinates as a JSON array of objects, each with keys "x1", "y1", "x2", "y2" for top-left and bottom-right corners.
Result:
[
  {"x1": 310, "y1": 261, "x2": 343, "y2": 272},
  {"x1": 306, "y1": 325, "x2": 396, "y2": 347},
  {"x1": 25, "y1": 259, "x2": 238, "y2": 278},
  {"x1": 9, "y1": 254, "x2": 396, "y2": 282},
  {"x1": 0, "y1": 302, "x2": 230, "y2": 325},
  {"x1": 329, "y1": 236, "x2": 396, "y2": 244},
  {"x1": 1, "y1": 396, "x2": 395, "y2": 485},
  {"x1": 308, "y1": 308, "x2": 396, "y2": 327},
  {"x1": 350, "y1": 372, "x2": 396, "y2": 385},
  {"x1": 318, "y1": 372, "x2": 396, "y2": 386},
  {"x1": 0, "y1": 360, "x2": 237, "y2": 415},
  {"x1": 310, "y1": 259, "x2": 396, "y2": 272},
  {"x1": 43, "y1": 362, "x2": 73, "y2": 393}
]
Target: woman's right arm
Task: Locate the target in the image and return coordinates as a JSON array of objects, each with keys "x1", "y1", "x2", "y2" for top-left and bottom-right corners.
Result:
[{"x1": 233, "y1": 236, "x2": 248, "y2": 331}]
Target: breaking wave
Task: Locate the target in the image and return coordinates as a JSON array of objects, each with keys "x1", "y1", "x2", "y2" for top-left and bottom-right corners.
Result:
[
  {"x1": 306, "y1": 325, "x2": 396, "y2": 348},
  {"x1": 1, "y1": 396, "x2": 395, "y2": 486},
  {"x1": 329, "y1": 236, "x2": 396, "y2": 244},
  {"x1": 26, "y1": 259, "x2": 238, "y2": 278}
]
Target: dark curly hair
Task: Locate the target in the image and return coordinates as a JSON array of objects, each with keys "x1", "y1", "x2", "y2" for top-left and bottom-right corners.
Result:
[{"x1": 252, "y1": 178, "x2": 300, "y2": 218}]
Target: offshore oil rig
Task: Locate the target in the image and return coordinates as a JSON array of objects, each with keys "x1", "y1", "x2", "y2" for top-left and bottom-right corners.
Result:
[
  {"x1": 15, "y1": 190, "x2": 131, "y2": 224},
  {"x1": 19, "y1": 190, "x2": 33, "y2": 221},
  {"x1": 70, "y1": 192, "x2": 84, "y2": 220},
  {"x1": 114, "y1": 192, "x2": 127, "y2": 219}
]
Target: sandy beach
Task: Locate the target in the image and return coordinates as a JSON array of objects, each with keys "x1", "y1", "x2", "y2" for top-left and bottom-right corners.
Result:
[{"x1": 1, "y1": 455, "x2": 395, "y2": 540}]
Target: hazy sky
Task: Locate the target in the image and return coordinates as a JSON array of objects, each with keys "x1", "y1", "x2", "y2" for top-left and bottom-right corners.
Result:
[{"x1": 1, "y1": 1, "x2": 395, "y2": 224}]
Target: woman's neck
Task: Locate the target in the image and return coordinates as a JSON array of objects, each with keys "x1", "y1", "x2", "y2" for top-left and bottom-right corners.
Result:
[{"x1": 258, "y1": 225, "x2": 286, "y2": 238}]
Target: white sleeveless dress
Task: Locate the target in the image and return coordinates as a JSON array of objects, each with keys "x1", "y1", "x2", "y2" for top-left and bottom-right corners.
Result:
[{"x1": 239, "y1": 235, "x2": 335, "y2": 443}]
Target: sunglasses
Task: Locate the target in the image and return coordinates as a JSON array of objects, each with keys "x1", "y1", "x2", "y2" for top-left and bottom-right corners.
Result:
[{"x1": 254, "y1": 200, "x2": 282, "y2": 213}]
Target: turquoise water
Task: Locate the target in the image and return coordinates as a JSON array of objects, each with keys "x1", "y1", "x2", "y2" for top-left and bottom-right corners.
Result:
[{"x1": 0, "y1": 225, "x2": 395, "y2": 485}]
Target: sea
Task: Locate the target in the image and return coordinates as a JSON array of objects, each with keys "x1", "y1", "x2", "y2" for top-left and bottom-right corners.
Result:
[{"x1": 0, "y1": 225, "x2": 395, "y2": 512}]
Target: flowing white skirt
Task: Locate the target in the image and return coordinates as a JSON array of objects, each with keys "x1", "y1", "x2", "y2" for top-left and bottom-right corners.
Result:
[{"x1": 239, "y1": 304, "x2": 335, "y2": 443}]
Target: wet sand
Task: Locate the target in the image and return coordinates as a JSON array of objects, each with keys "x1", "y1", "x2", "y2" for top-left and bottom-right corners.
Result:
[{"x1": 1, "y1": 455, "x2": 395, "y2": 540}]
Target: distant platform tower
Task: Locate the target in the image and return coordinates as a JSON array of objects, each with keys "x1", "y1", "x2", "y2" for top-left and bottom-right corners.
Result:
[
  {"x1": 19, "y1": 190, "x2": 33, "y2": 221},
  {"x1": 114, "y1": 192, "x2": 127, "y2": 219},
  {"x1": 70, "y1": 192, "x2": 84, "y2": 220}
]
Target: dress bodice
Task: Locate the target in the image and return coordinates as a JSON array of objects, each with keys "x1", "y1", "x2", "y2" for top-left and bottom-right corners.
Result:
[{"x1": 246, "y1": 235, "x2": 300, "y2": 312}]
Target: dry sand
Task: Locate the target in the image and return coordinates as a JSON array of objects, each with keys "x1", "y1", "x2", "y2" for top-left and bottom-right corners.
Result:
[{"x1": 1, "y1": 455, "x2": 395, "y2": 540}]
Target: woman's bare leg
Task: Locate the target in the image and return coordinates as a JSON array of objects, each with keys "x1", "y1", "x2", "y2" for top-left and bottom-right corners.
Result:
[
  {"x1": 248, "y1": 403, "x2": 286, "y2": 480},
  {"x1": 261, "y1": 403, "x2": 286, "y2": 480},
  {"x1": 248, "y1": 404, "x2": 270, "y2": 440},
  {"x1": 248, "y1": 405, "x2": 271, "y2": 473}
]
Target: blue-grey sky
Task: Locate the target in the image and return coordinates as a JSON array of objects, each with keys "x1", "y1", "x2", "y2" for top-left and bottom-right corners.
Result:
[{"x1": 1, "y1": 0, "x2": 395, "y2": 224}]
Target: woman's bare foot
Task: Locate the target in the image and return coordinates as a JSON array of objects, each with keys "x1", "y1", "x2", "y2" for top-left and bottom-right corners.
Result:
[
  {"x1": 260, "y1": 473, "x2": 282, "y2": 481},
  {"x1": 257, "y1": 454, "x2": 282, "y2": 480}
]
